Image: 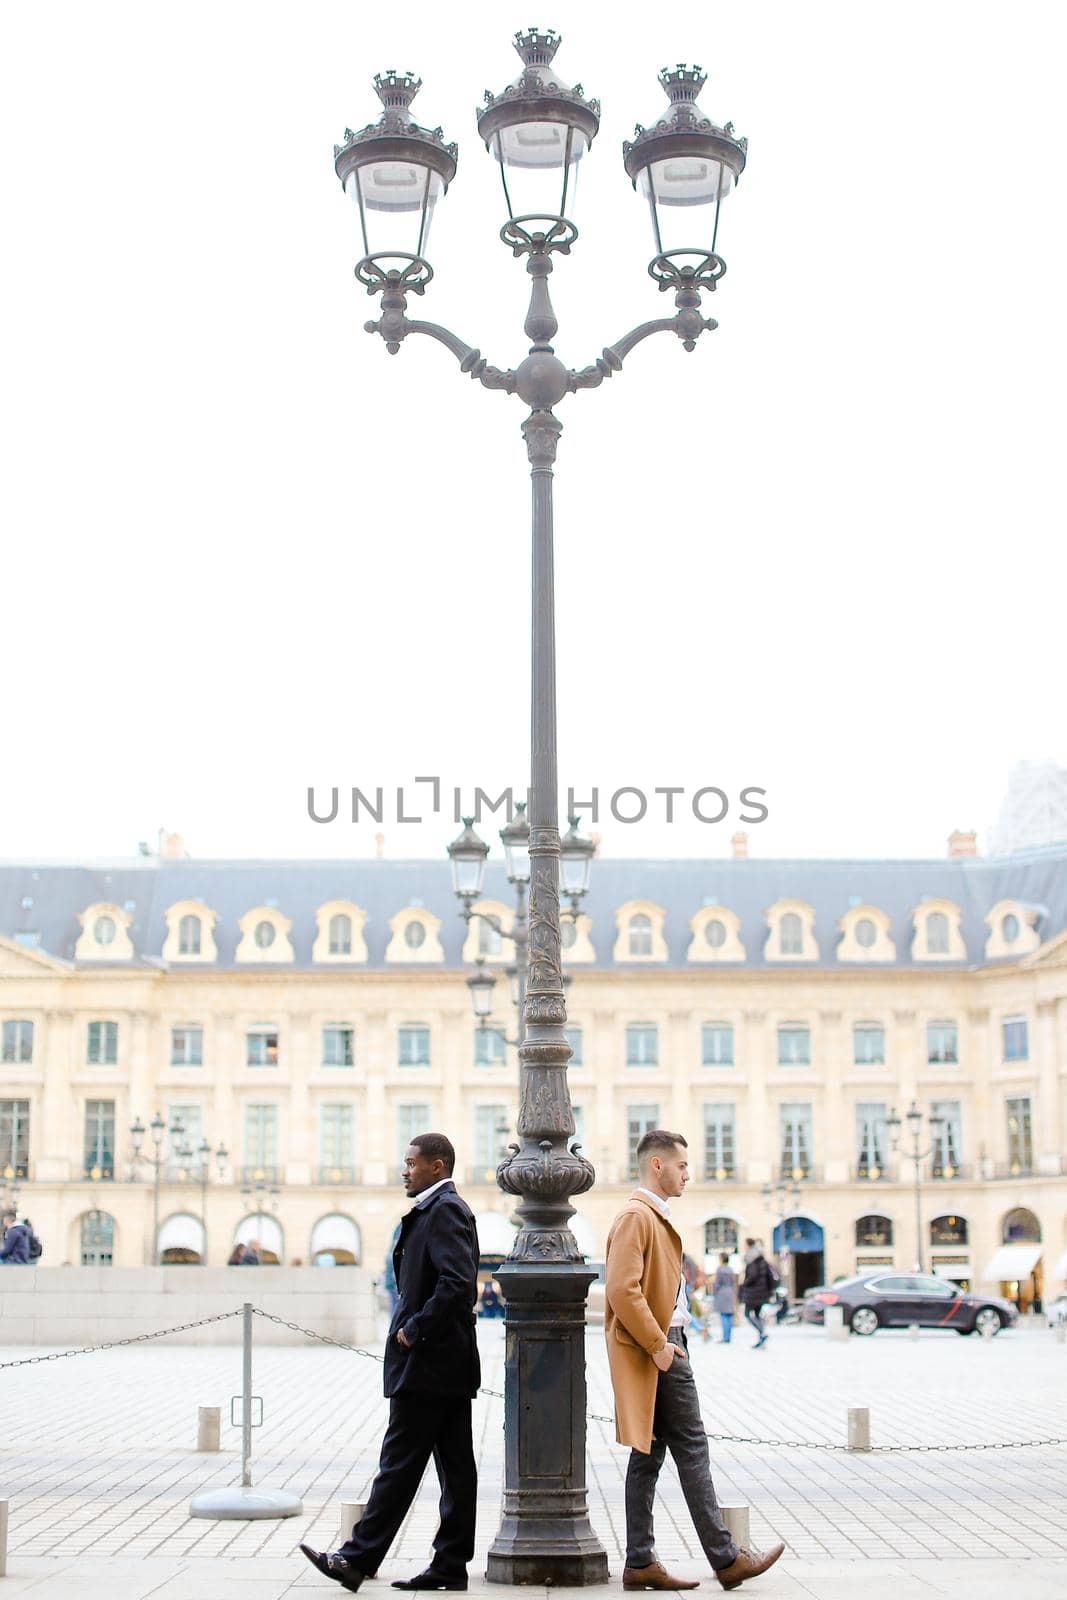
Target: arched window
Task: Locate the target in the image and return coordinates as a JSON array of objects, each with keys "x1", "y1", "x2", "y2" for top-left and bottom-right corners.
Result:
[
  {"x1": 234, "y1": 1214, "x2": 283, "y2": 1264},
  {"x1": 779, "y1": 913, "x2": 803, "y2": 955},
  {"x1": 926, "y1": 911, "x2": 949, "y2": 954},
  {"x1": 705, "y1": 918, "x2": 727, "y2": 949},
  {"x1": 628, "y1": 914, "x2": 652, "y2": 957},
  {"x1": 1001, "y1": 912, "x2": 1020, "y2": 944},
  {"x1": 1002, "y1": 1207, "x2": 1041, "y2": 1244},
  {"x1": 157, "y1": 1212, "x2": 206, "y2": 1265},
  {"x1": 80, "y1": 1211, "x2": 115, "y2": 1266},
  {"x1": 178, "y1": 915, "x2": 202, "y2": 956},
  {"x1": 254, "y1": 920, "x2": 276, "y2": 950},
  {"x1": 310, "y1": 1213, "x2": 362, "y2": 1266},
  {"x1": 930, "y1": 1214, "x2": 968, "y2": 1246},
  {"x1": 405, "y1": 921, "x2": 427, "y2": 950},
  {"x1": 855, "y1": 1214, "x2": 893, "y2": 1248},
  {"x1": 329, "y1": 914, "x2": 352, "y2": 956},
  {"x1": 703, "y1": 1217, "x2": 738, "y2": 1254},
  {"x1": 478, "y1": 918, "x2": 503, "y2": 957},
  {"x1": 854, "y1": 917, "x2": 877, "y2": 949}
]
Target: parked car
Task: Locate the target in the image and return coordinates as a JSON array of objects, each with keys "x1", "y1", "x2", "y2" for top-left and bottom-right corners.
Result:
[{"x1": 802, "y1": 1272, "x2": 1018, "y2": 1336}]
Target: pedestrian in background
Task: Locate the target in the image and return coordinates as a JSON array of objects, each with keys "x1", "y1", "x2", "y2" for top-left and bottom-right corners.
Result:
[
  {"x1": 0, "y1": 1211, "x2": 31, "y2": 1264},
  {"x1": 712, "y1": 1254, "x2": 736, "y2": 1344},
  {"x1": 740, "y1": 1239, "x2": 778, "y2": 1350}
]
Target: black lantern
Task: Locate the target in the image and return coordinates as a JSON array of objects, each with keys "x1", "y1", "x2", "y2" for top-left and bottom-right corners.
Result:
[
  {"x1": 448, "y1": 817, "x2": 490, "y2": 904},
  {"x1": 560, "y1": 815, "x2": 594, "y2": 909},
  {"x1": 335, "y1": 72, "x2": 458, "y2": 267},
  {"x1": 478, "y1": 28, "x2": 599, "y2": 226},
  {"x1": 467, "y1": 959, "x2": 497, "y2": 1020},
  {"x1": 624, "y1": 66, "x2": 746, "y2": 286}
]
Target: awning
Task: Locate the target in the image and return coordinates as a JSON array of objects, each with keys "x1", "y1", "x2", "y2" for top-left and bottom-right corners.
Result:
[
  {"x1": 236, "y1": 1215, "x2": 283, "y2": 1257},
  {"x1": 475, "y1": 1211, "x2": 519, "y2": 1257},
  {"x1": 982, "y1": 1244, "x2": 1041, "y2": 1282},
  {"x1": 157, "y1": 1213, "x2": 206, "y2": 1254},
  {"x1": 310, "y1": 1214, "x2": 361, "y2": 1255}
]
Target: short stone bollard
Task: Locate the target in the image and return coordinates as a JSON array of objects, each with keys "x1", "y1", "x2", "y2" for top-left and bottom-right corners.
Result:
[
  {"x1": 824, "y1": 1305, "x2": 847, "y2": 1341},
  {"x1": 847, "y1": 1407, "x2": 871, "y2": 1452},
  {"x1": 197, "y1": 1406, "x2": 221, "y2": 1452},
  {"x1": 720, "y1": 1503, "x2": 750, "y2": 1549},
  {"x1": 0, "y1": 1497, "x2": 8, "y2": 1578},
  {"x1": 1055, "y1": 1323, "x2": 1066, "y2": 1345},
  {"x1": 908, "y1": 1323, "x2": 920, "y2": 1342},
  {"x1": 339, "y1": 1499, "x2": 365, "y2": 1548}
]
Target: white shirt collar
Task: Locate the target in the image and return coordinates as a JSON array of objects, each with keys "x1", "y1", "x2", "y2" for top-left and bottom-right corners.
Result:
[
  {"x1": 636, "y1": 1185, "x2": 671, "y2": 1221},
  {"x1": 413, "y1": 1176, "x2": 453, "y2": 1208}
]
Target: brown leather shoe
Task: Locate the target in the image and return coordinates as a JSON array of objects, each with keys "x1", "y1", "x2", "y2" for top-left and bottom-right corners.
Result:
[
  {"x1": 715, "y1": 1542, "x2": 785, "y2": 1590},
  {"x1": 623, "y1": 1562, "x2": 700, "y2": 1590}
]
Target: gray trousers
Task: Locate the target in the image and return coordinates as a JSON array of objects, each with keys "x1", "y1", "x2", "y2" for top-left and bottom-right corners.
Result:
[{"x1": 624, "y1": 1332, "x2": 739, "y2": 1573}]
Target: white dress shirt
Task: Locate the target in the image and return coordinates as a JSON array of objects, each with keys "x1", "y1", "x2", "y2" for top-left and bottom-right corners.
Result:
[
  {"x1": 637, "y1": 1186, "x2": 689, "y2": 1329},
  {"x1": 413, "y1": 1176, "x2": 453, "y2": 1208}
]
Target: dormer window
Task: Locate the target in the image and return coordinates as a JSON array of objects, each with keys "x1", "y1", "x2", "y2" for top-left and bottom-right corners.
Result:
[
  {"x1": 629, "y1": 915, "x2": 652, "y2": 957},
  {"x1": 686, "y1": 905, "x2": 744, "y2": 964},
  {"x1": 74, "y1": 902, "x2": 135, "y2": 962},
  {"x1": 386, "y1": 909, "x2": 444, "y2": 963},
  {"x1": 178, "y1": 915, "x2": 202, "y2": 956},
  {"x1": 983, "y1": 900, "x2": 1039, "y2": 960},
  {"x1": 837, "y1": 905, "x2": 895, "y2": 963},
  {"x1": 705, "y1": 919, "x2": 726, "y2": 949},
  {"x1": 926, "y1": 912, "x2": 949, "y2": 954},
  {"x1": 313, "y1": 902, "x2": 368, "y2": 964},
  {"x1": 405, "y1": 921, "x2": 426, "y2": 950},
  {"x1": 910, "y1": 900, "x2": 966, "y2": 961},
  {"x1": 613, "y1": 901, "x2": 668, "y2": 963},
  {"x1": 94, "y1": 916, "x2": 116, "y2": 948},
  {"x1": 254, "y1": 921, "x2": 276, "y2": 950},
  {"x1": 855, "y1": 918, "x2": 876, "y2": 949},
  {"x1": 779, "y1": 913, "x2": 802, "y2": 955},
  {"x1": 235, "y1": 908, "x2": 294, "y2": 964},
  {"x1": 765, "y1": 900, "x2": 817, "y2": 961},
  {"x1": 1001, "y1": 912, "x2": 1019, "y2": 943},
  {"x1": 329, "y1": 914, "x2": 352, "y2": 955}
]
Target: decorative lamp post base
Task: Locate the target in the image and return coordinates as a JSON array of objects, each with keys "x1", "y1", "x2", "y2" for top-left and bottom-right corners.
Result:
[
  {"x1": 188, "y1": 1487, "x2": 303, "y2": 1520},
  {"x1": 486, "y1": 1262, "x2": 609, "y2": 1586}
]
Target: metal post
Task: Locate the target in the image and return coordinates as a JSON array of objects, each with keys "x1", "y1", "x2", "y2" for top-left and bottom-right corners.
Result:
[
  {"x1": 913, "y1": 1131, "x2": 924, "y2": 1273},
  {"x1": 0, "y1": 1497, "x2": 8, "y2": 1578},
  {"x1": 720, "y1": 1503, "x2": 750, "y2": 1548},
  {"x1": 241, "y1": 1300, "x2": 253, "y2": 1487},
  {"x1": 489, "y1": 249, "x2": 607, "y2": 1586}
]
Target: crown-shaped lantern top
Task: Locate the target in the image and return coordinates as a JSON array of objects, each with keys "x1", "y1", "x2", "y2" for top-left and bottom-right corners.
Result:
[
  {"x1": 513, "y1": 27, "x2": 562, "y2": 67},
  {"x1": 659, "y1": 64, "x2": 707, "y2": 104},
  {"x1": 374, "y1": 70, "x2": 422, "y2": 114}
]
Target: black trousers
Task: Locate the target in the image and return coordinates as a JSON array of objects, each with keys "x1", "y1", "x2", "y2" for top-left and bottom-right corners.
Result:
[
  {"x1": 624, "y1": 1333, "x2": 738, "y2": 1573},
  {"x1": 338, "y1": 1391, "x2": 477, "y2": 1577}
]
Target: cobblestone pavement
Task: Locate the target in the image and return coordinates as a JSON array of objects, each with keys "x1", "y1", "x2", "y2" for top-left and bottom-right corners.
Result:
[{"x1": 1, "y1": 1316, "x2": 1066, "y2": 1595}]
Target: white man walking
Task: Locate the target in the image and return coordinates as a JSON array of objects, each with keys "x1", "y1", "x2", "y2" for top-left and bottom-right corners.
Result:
[{"x1": 604, "y1": 1129, "x2": 785, "y2": 1592}]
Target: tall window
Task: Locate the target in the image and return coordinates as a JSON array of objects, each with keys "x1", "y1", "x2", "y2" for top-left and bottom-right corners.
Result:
[
  {"x1": 565, "y1": 1025, "x2": 583, "y2": 1065},
  {"x1": 243, "y1": 1104, "x2": 279, "y2": 1174},
  {"x1": 0, "y1": 1100, "x2": 30, "y2": 1178},
  {"x1": 926, "y1": 911, "x2": 949, "y2": 954},
  {"x1": 474, "y1": 1028, "x2": 506, "y2": 1067},
  {"x1": 853, "y1": 1023, "x2": 885, "y2": 1065},
  {"x1": 704, "y1": 1216, "x2": 738, "y2": 1253},
  {"x1": 930, "y1": 1100, "x2": 962, "y2": 1176},
  {"x1": 1005, "y1": 1097, "x2": 1033, "y2": 1173},
  {"x1": 320, "y1": 1103, "x2": 356, "y2": 1176},
  {"x1": 80, "y1": 1211, "x2": 115, "y2": 1266},
  {"x1": 473, "y1": 1104, "x2": 508, "y2": 1178},
  {"x1": 627, "y1": 1105, "x2": 660, "y2": 1180},
  {"x1": 855, "y1": 1102, "x2": 888, "y2": 1177},
  {"x1": 323, "y1": 1025, "x2": 355, "y2": 1067},
  {"x1": 703, "y1": 1104, "x2": 736, "y2": 1180},
  {"x1": 628, "y1": 914, "x2": 652, "y2": 957},
  {"x1": 779, "y1": 1103, "x2": 812, "y2": 1180},
  {"x1": 398, "y1": 1025, "x2": 431, "y2": 1067},
  {"x1": 779, "y1": 912, "x2": 803, "y2": 954},
  {"x1": 166, "y1": 1104, "x2": 201, "y2": 1173},
  {"x1": 396, "y1": 1103, "x2": 430, "y2": 1171},
  {"x1": 87, "y1": 1021, "x2": 118, "y2": 1065},
  {"x1": 329, "y1": 914, "x2": 352, "y2": 956},
  {"x1": 178, "y1": 914, "x2": 202, "y2": 955},
  {"x1": 84, "y1": 1099, "x2": 116, "y2": 1178},
  {"x1": 1002, "y1": 1017, "x2": 1029, "y2": 1061},
  {"x1": 777, "y1": 1024, "x2": 810, "y2": 1066},
  {"x1": 702, "y1": 1024, "x2": 734, "y2": 1067},
  {"x1": 477, "y1": 919, "x2": 503, "y2": 957},
  {"x1": 927, "y1": 1021, "x2": 958, "y2": 1064},
  {"x1": 626, "y1": 1025, "x2": 658, "y2": 1067},
  {"x1": 246, "y1": 1026, "x2": 279, "y2": 1067},
  {"x1": 855, "y1": 1214, "x2": 893, "y2": 1247},
  {"x1": 1, "y1": 1020, "x2": 34, "y2": 1063},
  {"x1": 171, "y1": 1025, "x2": 203, "y2": 1066}
]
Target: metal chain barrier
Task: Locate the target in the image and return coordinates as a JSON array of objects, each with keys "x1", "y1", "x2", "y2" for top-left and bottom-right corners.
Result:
[
  {"x1": 0, "y1": 1308, "x2": 244, "y2": 1370},
  {"x1": 3, "y1": 1303, "x2": 1065, "y2": 1451}
]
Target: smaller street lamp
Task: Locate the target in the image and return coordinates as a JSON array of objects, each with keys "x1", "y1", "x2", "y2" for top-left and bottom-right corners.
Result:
[
  {"x1": 240, "y1": 1170, "x2": 281, "y2": 1263},
  {"x1": 560, "y1": 816, "x2": 595, "y2": 913},
  {"x1": 887, "y1": 1100, "x2": 945, "y2": 1273},
  {"x1": 447, "y1": 817, "x2": 490, "y2": 906},
  {"x1": 130, "y1": 1110, "x2": 185, "y2": 1266}
]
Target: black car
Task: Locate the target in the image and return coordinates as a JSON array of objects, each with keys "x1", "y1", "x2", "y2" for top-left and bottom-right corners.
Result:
[{"x1": 802, "y1": 1272, "x2": 1018, "y2": 1336}]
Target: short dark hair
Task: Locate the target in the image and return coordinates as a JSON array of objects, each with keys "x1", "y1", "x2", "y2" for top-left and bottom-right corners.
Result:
[
  {"x1": 635, "y1": 1129, "x2": 688, "y2": 1165},
  {"x1": 719, "y1": 1252, "x2": 729, "y2": 1264},
  {"x1": 410, "y1": 1132, "x2": 456, "y2": 1176}
]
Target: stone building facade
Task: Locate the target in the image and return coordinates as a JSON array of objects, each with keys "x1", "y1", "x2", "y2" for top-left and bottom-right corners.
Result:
[{"x1": 1, "y1": 836, "x2": 1065, "y2": 1308}]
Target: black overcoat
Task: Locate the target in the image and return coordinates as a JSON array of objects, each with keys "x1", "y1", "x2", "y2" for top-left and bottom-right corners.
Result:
[{"x1": 383, "y1": 1180, "x2": 481, "y2": 1400}]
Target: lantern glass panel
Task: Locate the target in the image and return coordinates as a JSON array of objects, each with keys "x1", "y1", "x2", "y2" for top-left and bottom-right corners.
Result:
[
  {"x1": 492, "y1": 124, "x2": 587, "y2": 219},
  {"x1": 640, "y1": 154, "x2": 735, "y2": 255},
  {"x1": 345, "y1": 162, "x2": 444, "y2": 259}
]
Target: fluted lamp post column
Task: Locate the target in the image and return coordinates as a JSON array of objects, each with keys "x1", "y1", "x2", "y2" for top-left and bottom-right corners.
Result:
[{"x1": 334, "y1": 28, "x2": 746, "y2": 1584}]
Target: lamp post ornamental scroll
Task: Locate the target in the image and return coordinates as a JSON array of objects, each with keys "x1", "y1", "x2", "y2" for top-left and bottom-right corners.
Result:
[{"x1": 334, "y1": 28, "x2": 746, "y2": 1586}]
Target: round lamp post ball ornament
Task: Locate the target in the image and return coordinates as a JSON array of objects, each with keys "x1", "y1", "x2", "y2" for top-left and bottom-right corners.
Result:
[{"x1": 333, "y1": 26, "x2": 747, "y2": 1589}]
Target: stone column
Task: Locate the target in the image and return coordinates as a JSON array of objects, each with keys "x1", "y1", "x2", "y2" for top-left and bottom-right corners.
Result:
[
  {"x1": 819, "y1": 1010, "x2": 846, "y2": 1184},
  {"x1": 39, "y1": 1009, "x2": 75, "y2": 1181},
  {"x1": 363, "y1": 1010, "x2": 388, "y2": 1186},
  {"x1": 287, "y1": 1010, "x2": 313, "y2": 1186},
  {"x1": 742, "y1": 1009, "x2": 770, "y2": 1181},
  {"x1": 1036, "y1": 1000, "x2": 1062, "y2": 1174}
]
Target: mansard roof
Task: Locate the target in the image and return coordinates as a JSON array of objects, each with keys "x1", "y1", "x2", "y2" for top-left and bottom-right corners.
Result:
[{"x1": 0, "y1": 845, "x2": 1063, "y2": 971}]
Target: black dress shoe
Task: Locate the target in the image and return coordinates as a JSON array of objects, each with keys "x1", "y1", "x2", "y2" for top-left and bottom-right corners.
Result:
[
  {"x1": 299, "y1": 1543, "x2": 366, "y2": 1592},
  {"x1": 391, "y1": 1571, "x2": 468, "y2": 1591}
]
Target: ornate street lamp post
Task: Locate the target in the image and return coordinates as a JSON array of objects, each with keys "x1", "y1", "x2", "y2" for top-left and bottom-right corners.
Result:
[
  {"x1": 887, "y1": 1101, "x2": 944, "y2": 1273},
  {"x1": 240, "y1": 1170, "x2": 281, "y2": 1262},
  {"x1": 334, "y1": 29, "x2": 746, "y2": 1585},
  {"x1": 131, "y1": 1111, "x2": 184, "y2": 1267}
]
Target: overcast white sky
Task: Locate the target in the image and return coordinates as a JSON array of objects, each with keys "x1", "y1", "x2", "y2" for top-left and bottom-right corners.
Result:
[{"x1": 2, "y1": 2, "x2": 1063, "y2": 865}]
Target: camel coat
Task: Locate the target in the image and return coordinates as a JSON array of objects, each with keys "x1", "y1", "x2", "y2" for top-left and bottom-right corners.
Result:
[{"x1": 604, "y1": 1191, "x2": 684, "y2": 1454}]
